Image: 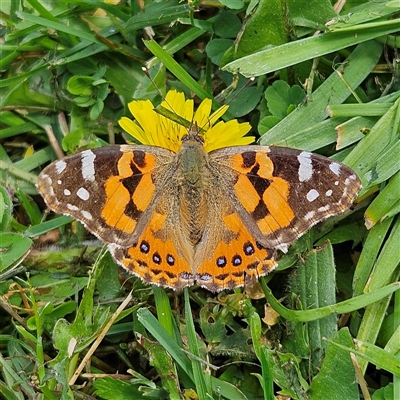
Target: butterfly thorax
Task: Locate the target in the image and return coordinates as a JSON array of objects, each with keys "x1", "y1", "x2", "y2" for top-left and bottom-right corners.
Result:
[{"x1": 176, "y1": 130, "x2": 209, "y2": 246}]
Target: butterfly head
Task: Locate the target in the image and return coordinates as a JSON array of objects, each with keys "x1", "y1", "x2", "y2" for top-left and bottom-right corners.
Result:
[{"x1": 181, "y1": 123, "x2": 205, "y2": 146}]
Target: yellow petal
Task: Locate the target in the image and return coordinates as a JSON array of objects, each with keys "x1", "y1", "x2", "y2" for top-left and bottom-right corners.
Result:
[
  {"x1": 119, "y1": 117, "x2": 149, "y2": 144},
  {"x1": 194, "y1": 98, "x2": 212, "y2": 128},
  {"x1": 208, "y1": 104, "x2": 229, "y2": 126},
  {"x1": 119, "y1": 90, "x2": 253, "y2": 153}
]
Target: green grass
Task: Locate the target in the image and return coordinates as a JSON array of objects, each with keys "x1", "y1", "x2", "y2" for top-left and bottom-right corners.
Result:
[{"x1": 1, "y1": 1, "x2": 399, "y2": 399}]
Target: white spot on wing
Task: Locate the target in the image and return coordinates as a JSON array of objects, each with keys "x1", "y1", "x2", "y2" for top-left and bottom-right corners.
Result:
[
  {"x1": 77, "y1": 187, "x2": 90, "y2": 201},
  {"x1": 196, "y1": 273, "x2": 211, "y2": 281},
  {"x1": 343, "y1": 177, "x2": 356, "y2": 199},
  {"x1": 67, "y1": 204, "x2": 79, "y2": 211},
  {"x1": 325, "y1": 189, "x2": 333, "y2": 197},
  {"x1": 57, "y1": 180, "x2": 62, "y2": 185},
  {"x1": 304, "y1": 210, "x2": 316, "y2": 221},
  {"x1": 55, "y1": 160, "x2": 67, "y2": 174},
  {"x1": 64, "y1": 189, "x2": 71, "y2": 196},
  {"x1": 297, "y1": 151, "x2": 313, "y2": 182},
  {"x1": 81, "y1": 210, "x2": 93, "y2": 220},
  {"x1": 318, "y1": 204, "x2": 330, "y2": 213},
  {"x1": 276, "y1": 243, "x2": 288, "y2": 253},
  {"x1": 329, "y1": 162, "x2": 341, "y2": 176},
  {"x1": 81, "y1": 150, "x2": 96, "y2": 182},
  {"x1": 348, "y1": 174, "x2": 358, "y2": 184},
  {"x1": 306, "y1": 189, "x2": 320, "y2": 202}
]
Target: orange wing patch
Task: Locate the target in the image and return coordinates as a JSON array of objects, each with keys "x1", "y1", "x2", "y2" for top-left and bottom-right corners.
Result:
[
  {"x1": 101, "y1": 151, "x2": 157, "y2": 235},
  {"x1": 110, "y1": 208, "x2": 195, "y2": 290},
  {"x1": 231, "y1": 151, "x2": 295, "y2": 235},
  {"x1": 195, "y1": 209, "x2": 277, "y2": 292}
]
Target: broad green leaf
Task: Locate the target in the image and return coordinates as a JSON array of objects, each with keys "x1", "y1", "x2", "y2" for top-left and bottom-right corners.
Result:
[
  {"x1": 219, "y1": 0, "x2": 244, "y2": 10},
  {"x1": 285, "y1": 243, "x2": 337, "y2": 374},
  {"x1": 93, "y1": 377, "x2": 145, "y2": 399},
  {"x1": 212, "y1": 11, "x2": 242, "y2": 38},
  {"x1": 0, "y1": 233, "x2": 32, "y2": 271},
  {"x1": 308, "y1": 328, "x2": 359, "y2": 400},
  {"x1": 89, "y1": 99, "x2": 104, "y2": 120},
  {"x1": 328, "y1": 104, "x2": 393, "y2": 118},
  {"x1": 125, "y1": 3, "x2": 191, "y2": 32},
  {"x1": 232, "y1": 0, "x2": 287, "y2": 59},
  {"x1": 140, "y1": 336, "x2": 181, "y2": 399},
  {"x1": 200, "y1": 304, "x2": 228, "y2": 344},
  {"x1": 332, "y1": 339, "x2": 400, "y2": 376},
  {"x1": 29, "y1": 272, "x2": 88, "y2": 304},
  {"x1": 264, "y1": 80, "x2": 305, "y2": 119},
  {"x1": 288, "y1": 0, "x2": 337, "y2": 29},
  {"x1": 206, "y1": 39, "x2": 234, "y2": 66},
  {"x1": 330, "y1": 1, "x2": 400, "y2": 30},
  {"x1": 67, "y1": 76, "x2": 93, "y2": 96},
  {"x1": 371, "y1": 383, "x2": 395, "y2": 400},
  {"x1": 226, "y1": 86, "x2": 263, "y2": 118}
]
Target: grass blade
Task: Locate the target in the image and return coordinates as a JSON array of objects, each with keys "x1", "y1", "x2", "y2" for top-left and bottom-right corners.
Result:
[{"x1": 223, "y1": 20, "x2": 399, "y2": 77}]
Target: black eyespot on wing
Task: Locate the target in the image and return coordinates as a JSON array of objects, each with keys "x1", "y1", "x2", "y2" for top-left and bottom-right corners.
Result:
[
  {"x1": 243, "y1": 242, "x2": 255, "y2": 256},
  {"x1": 232, "y1": 255, "x2": 242, "y2": 266},
  {"x1": 140, "y1": 240, "x2": 150, "y2": 254},
  {"x1": 216, "y1": 256, "x2": 227, "y2": 268},
  {"x1": 166, "y1": 254, "x2": 175, "y2": 266},
  {"x1": 152, "y1": 252, "x2": 162, "y2": 264}
]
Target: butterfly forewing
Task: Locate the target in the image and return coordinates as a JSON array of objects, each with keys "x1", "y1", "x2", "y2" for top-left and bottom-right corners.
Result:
[
  {"x1": 209, "y1": 145, "x2": 361, "y2": 251},
  {"x1": 37, "y1": 145, "x2": 175, "y2": 247}
]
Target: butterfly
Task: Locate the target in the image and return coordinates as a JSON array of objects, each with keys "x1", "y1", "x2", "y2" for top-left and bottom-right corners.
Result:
[{"x1": 37, "y1": 124, "x2": 361, "y2": 292}]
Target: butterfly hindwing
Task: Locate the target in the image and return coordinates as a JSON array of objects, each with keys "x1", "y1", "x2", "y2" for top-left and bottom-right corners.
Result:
[
  {"x1": 193, "y1": 194, "x2": 277, "y2": 292},
  {"x1": 109, "y1": 189, "x2": 195, "y2": 289}
]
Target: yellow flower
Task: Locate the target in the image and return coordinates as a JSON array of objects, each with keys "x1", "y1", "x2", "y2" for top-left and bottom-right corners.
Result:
[{"x1": 118, "y1": 90, "x2": 254, "y2": 152}]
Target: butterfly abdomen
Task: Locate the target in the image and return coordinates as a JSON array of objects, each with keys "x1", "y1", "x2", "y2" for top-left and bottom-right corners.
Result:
[{"x1": 177, "y1": 137, "x2": 209, "y2": 246}]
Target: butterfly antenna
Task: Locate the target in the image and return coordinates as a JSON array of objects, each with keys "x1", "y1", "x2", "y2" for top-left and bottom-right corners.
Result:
[
  {"x1": 142, "y1": 67, "x2": 229, "y2": 137},
  {"x1": 142, "y1": 67, "x2": 192, "y2": 130},
  {"x1": 215, "y1": 76, "x2": 255, "y2": 104}
]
